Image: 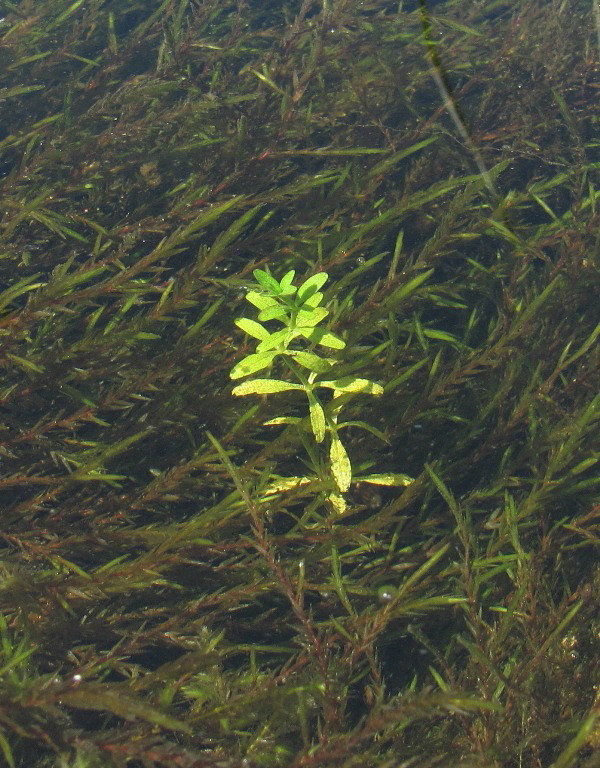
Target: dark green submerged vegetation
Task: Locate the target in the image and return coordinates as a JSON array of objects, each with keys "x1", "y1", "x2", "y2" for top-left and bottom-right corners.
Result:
[{"x1": 0, "y1": 0, "x2": 598, "y2": 765}]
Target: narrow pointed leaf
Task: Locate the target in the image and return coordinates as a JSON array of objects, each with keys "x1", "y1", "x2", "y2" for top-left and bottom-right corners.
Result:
[
  {"x1": 337, "y1": 420, "x2": 389, "y2": 442},
  {"x1": 355, "y1": 473, "x2": 414, "y2": 486},
  {"x1": 386, "y1": 268, "x2": 434, "y2": 307},
  {"x1": 0, "y1": 274, "x2": 44, "y2": 313},
  {"x1": 7, "y1": 354, "x2": 45, "y2": 374},
  {"x1": 59, "y1": 685, "x2": 191, "y2": 734},
  {"x1": 423, "y1": 328, "x2": 461, "y2": 344}
]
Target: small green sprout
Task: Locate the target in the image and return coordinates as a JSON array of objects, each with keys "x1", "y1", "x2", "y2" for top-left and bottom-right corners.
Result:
[{"x1": 230, "y1": 268, "x2": 384, "y2": 495}]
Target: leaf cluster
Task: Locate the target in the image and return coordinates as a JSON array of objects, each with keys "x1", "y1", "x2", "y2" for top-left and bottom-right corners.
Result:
[
  {"x1": 230, "y1": 269, "x2": 385, "y2": 494},
  {"x1": 230, "y1": 268, "x2": 345, "y2": 383}
]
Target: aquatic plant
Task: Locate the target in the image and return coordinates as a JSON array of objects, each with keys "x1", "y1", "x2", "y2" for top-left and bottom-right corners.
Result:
[{"x1": 229, "y1": 267, "x2": 412, "y2": 511}]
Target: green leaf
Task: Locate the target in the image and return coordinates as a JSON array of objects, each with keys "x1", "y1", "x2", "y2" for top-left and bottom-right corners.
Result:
[
  {"x1": 369, "y1": 136, "x2": 438, "y2": 177},
  {"x1": 337, "y1": 420, "x2": 389, "y2": 442},
  {"x1": 300, "y1": 327, "x2": 345, "y2": 349},
  {"x1": 297, "y1": 272, "x2": 328, "y2": 303},
  {"x1": 246, "y1": 290, "x2": 278, "y2": 310},
  {"x1": 182, "y1": 297, "x2": 225, "y2": 340},
  {"x1": 569, "y1": 456, "x2": 599, "y2": 475},
  {"x1": 297, "y1": 307, "x2": 328, "y2": 327},
  {"x1": 425, "y1": 464, "x2": 460, "y2": 517},
  {"x1": 175, "y1": 195, "x2": 246, "y2": 243},
  {"x1": 234, "y1": 317, "x2": 270, "y2": 341},
  {"x1": 46, "y1": 0, "x2": 89, "y2": 31},
  {"x1": 307, "y1": 393, "x2": 326, "y2": 443},
  {"x1": 230, "y1": 350, "x2": 277, "y2": 379},
  {"x1": 257, "y1": 328, "x2": 300, "y2": 352},
  {"x1": 232, "y1": 379, "x2": 303, "y2": 395},
  {"x1": 330, "y1": 435, "x2": 352, "y2": 492},
  {"x1": 59, "y1": 685, "x2": 191, "y2": 734},
  {"x1": 258, "y1": 304, "x2": 289, "y2": 322},
  {"x1": 279, "y1": 270, "x2": 297, "y2": 294},
  {"x1": 253, "y1": 269, "x2": 281, "y2": 294},
  {"x1": 0, "y1": 274, "x2": 44, "y2": 314},
  {"x1": 0, "y1": 730, "x2": 14, "y2": 768},
  {"x1": 289, "y1": 351, "x2": 334, "y2": 373},
  {"x1": 355, "y1": 473, "x2": 414, "y2": 486},
  {"x1": 300, "y1": 291, "x2": 324, "y2": 308},
  {"x1": 7, "y1": 354, "x2": 45, "y2": 374},
  {"x1": 263, "y1": 416, "x2": 302, "y2": 426},
  {"x1": 385, "y1": 268, "x2": 434, "y2": 307},
  {"x1": 423, "y1": 328, "x2": 461, "y2": 344},
  {"x1": 319, "y1": 377, "x2": 383, "y2": 394}
]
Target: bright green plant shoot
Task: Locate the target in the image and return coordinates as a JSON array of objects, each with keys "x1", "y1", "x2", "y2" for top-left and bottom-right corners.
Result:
[{"x1": 230, "y1": 268, "x2": 384, "y2": 494}]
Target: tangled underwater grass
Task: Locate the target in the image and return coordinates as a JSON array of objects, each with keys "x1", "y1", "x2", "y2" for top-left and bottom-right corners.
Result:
[{"x1": 0, "y1": 0, "x2": 598, "y2": 766}]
